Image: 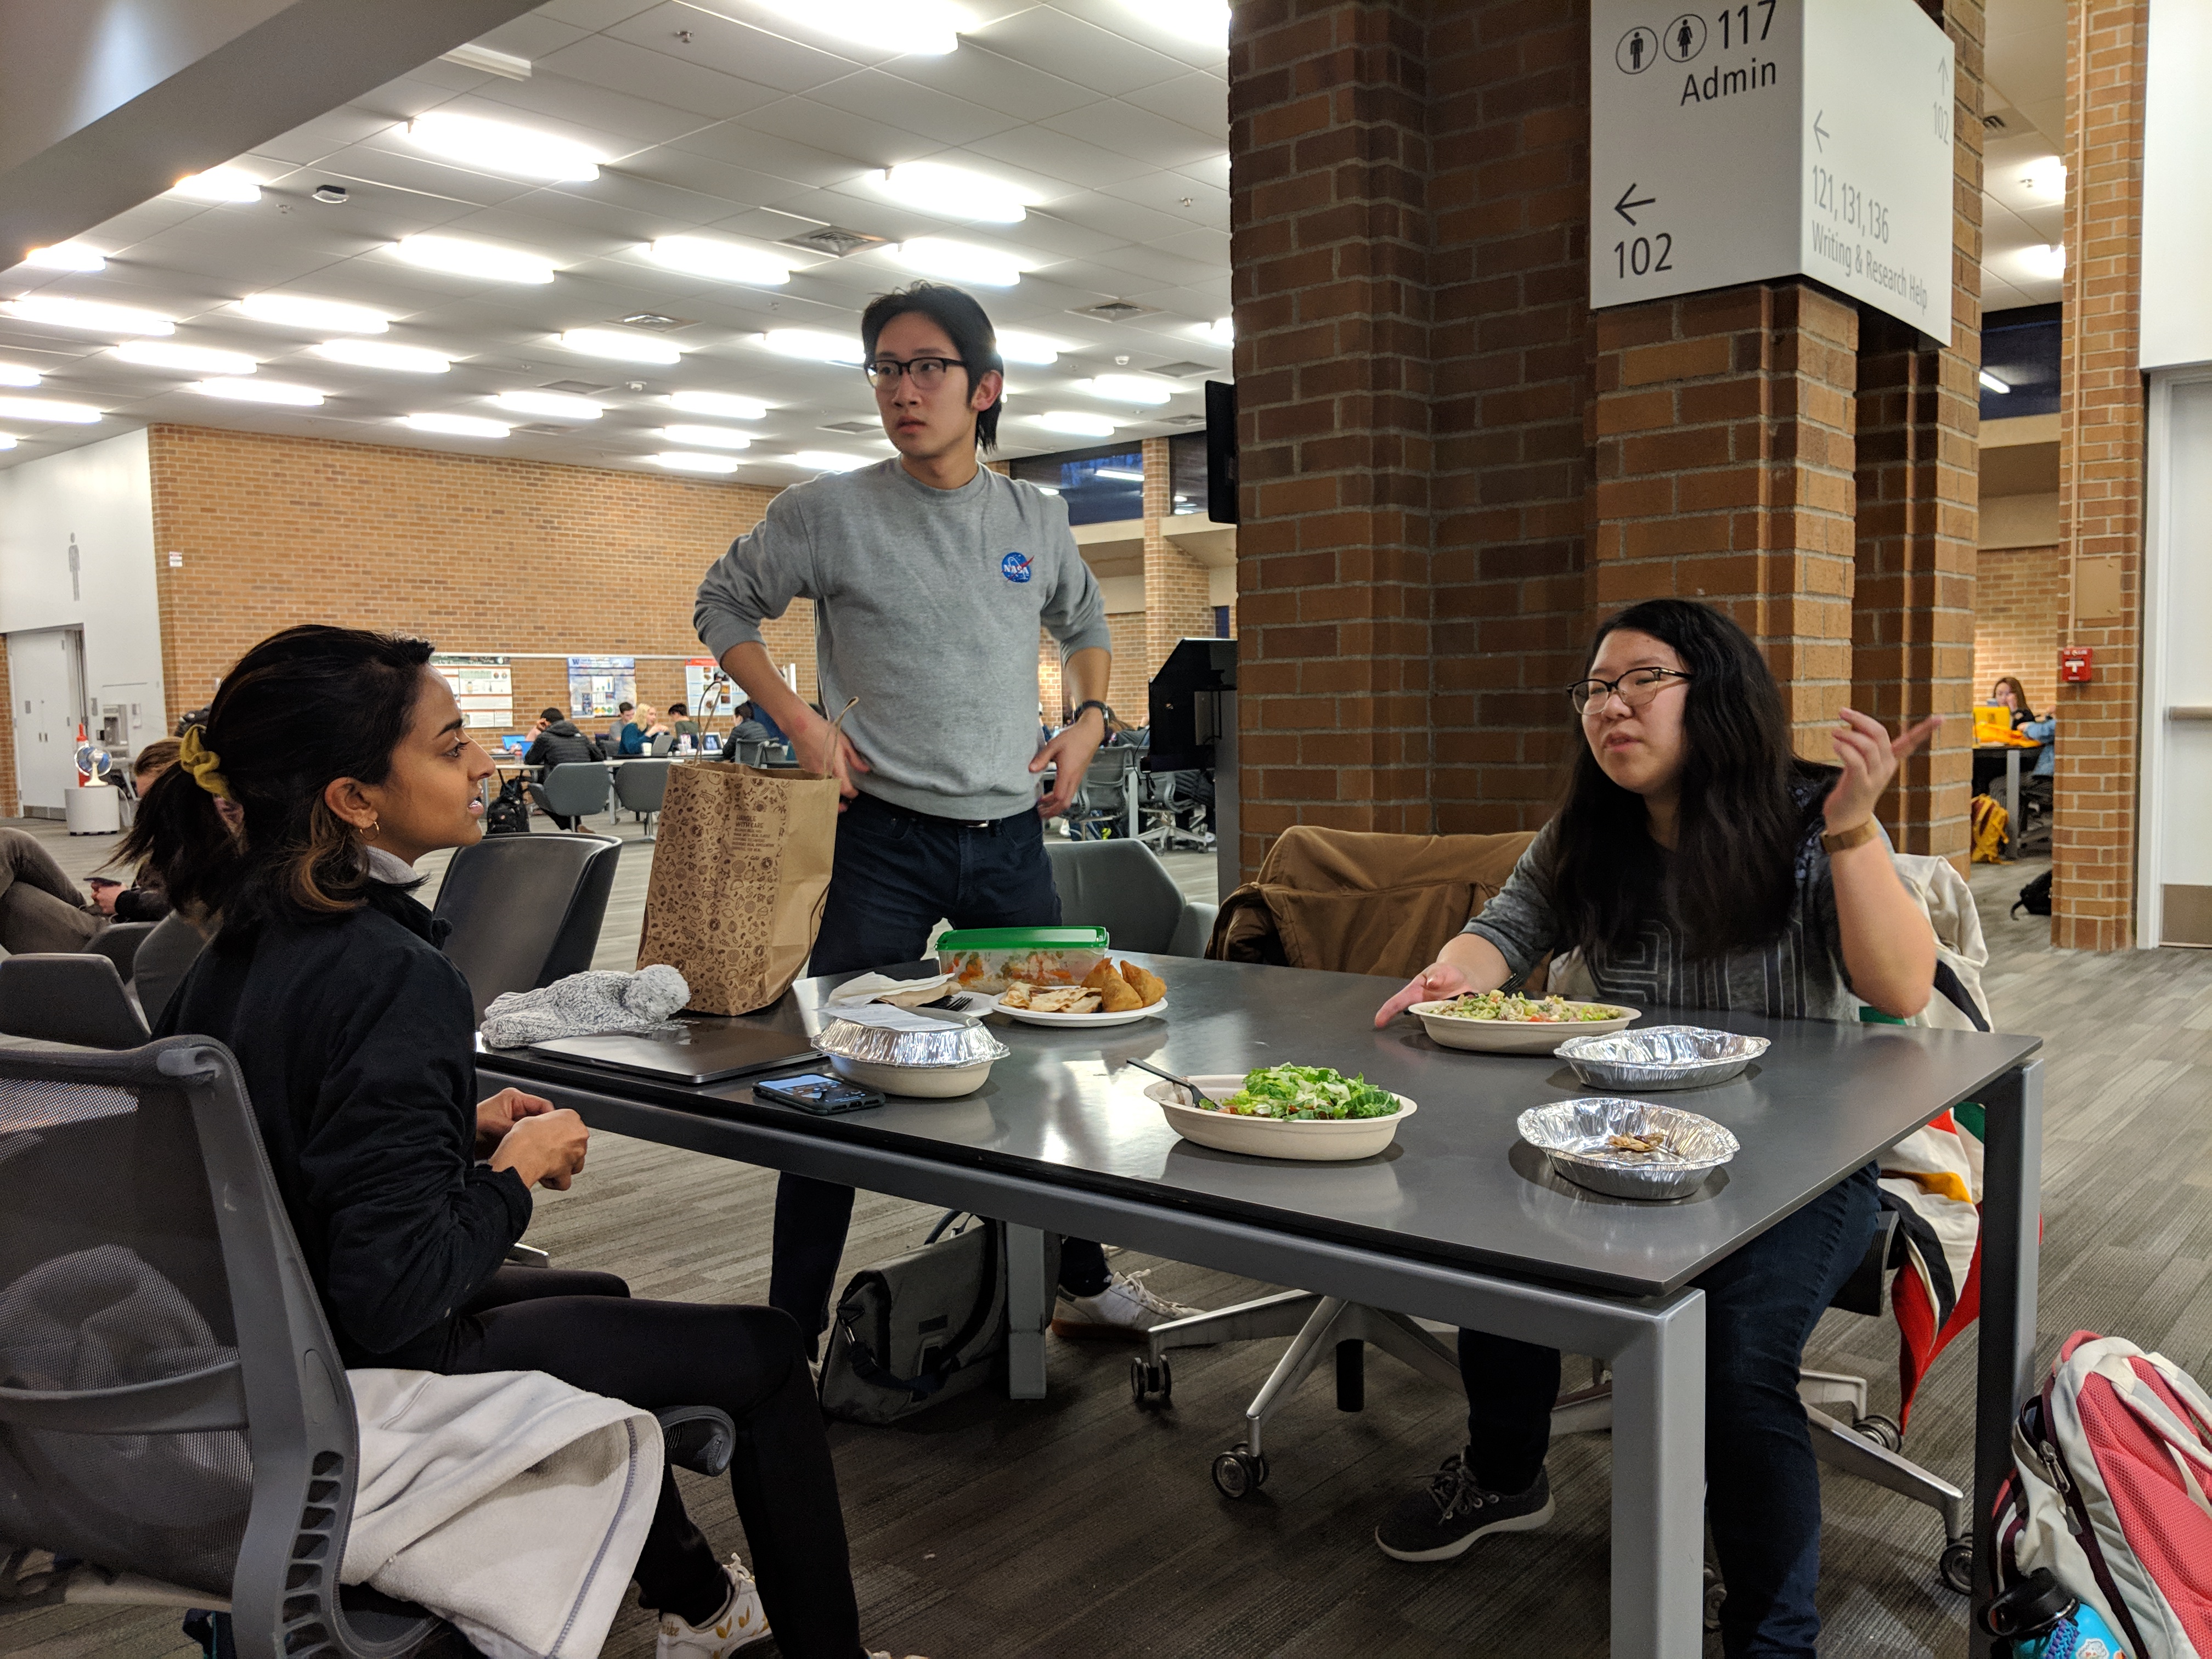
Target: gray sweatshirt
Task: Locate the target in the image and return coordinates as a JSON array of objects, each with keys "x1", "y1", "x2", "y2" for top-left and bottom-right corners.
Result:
[{"x1": 695, "y1": 459, "x2": 1111, "y2": 821}]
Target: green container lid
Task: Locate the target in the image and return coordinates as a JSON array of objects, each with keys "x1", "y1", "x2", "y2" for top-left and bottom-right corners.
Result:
[{"x1": 936, "y1": 927, "x2": 1108, "y2": 951}]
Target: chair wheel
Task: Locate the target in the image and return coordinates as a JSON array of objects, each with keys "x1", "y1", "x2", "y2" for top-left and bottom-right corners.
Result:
[
  {"x1": 1853, "y1": 1413, "x2": 1904, "y2": 1452},
  {"x1": 1211, "y1": 1444, "x2": 1268, "y2": 1499},
  {"x1": 1939, "y1": 1540, "x2": 1973, "y2": 1595},
  {"x1": 1702, "y1": 1566, "x2": 1725, "y2": 1633},
  {"x1": 1128, "y1": 1356, "x2": 1172, "y2": 1408}
]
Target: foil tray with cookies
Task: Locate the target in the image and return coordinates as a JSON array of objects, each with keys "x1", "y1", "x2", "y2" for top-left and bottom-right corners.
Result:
[{"x1": 991, "y1": 959, "x2": 1169, "y2": 1027}]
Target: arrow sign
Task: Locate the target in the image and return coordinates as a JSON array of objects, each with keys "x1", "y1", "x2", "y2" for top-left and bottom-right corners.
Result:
[
  {"x1": 1813, "y1": 110, "x2": 1830, "y2": 151},
  {"x1": 1613, "y1": 183, "x2": 1657, "y2": 224}
]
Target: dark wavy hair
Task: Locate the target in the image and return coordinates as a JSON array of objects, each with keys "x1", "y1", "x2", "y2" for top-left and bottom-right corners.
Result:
[
  {"x1": 860, "y1": 281, "x2": 1005, "y2": 450},
  {"x1": 119, "y1": 625, "x2": 436, "y2": 924},
  {"x1": 1550, "y1": 599, "x2": 1837, "y2": 961}
]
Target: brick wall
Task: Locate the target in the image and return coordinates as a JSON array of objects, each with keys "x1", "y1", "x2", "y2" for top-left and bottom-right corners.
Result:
[
  {"x1": 2053, "y1": 0, "x2": 2149, "y2": 949},
  {"x1": 144, "y1": 425, "x2": 813, "y2": 743},
  {"x1": 1973, "y1": 543, "x2": 2064, "y2": 713},
  {"x1": 1104, "y1": 612, "x2": 1148, "y2": 718}
]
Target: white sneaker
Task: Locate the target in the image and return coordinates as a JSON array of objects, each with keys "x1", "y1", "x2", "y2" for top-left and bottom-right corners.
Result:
[
  {"x1": 1051, "y1": 1268, "x2": 1203, "y2": 1338},
  {"x1": 654, "y1": 1554, "x2": 770, "y2": 1658}
]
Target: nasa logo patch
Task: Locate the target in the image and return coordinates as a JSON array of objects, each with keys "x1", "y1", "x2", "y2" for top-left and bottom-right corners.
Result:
[{"x1": 1001, "y1": 550, "x2": 1034, "y2": 583}]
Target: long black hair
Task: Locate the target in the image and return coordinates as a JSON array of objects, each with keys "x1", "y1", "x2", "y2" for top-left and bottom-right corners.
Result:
[
  {"x1": 1549, "y1": 599, "x2": 1836, "y2": 961},
  {"x1": 119, "y1": 625, "x2": 436, "y2": 924}
]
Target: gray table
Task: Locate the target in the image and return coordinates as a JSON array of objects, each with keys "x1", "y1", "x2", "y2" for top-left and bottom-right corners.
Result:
[{"x1": 478, "y1": 957, "x2": 2042, "y2": 1658}]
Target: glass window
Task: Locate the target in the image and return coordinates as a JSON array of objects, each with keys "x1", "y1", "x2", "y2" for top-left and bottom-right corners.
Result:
[
  {"x1": 1168, "y1": 431, "x2": 1211, "y2": 517},
  {"x1": 1008, "y1": 443, "x2": 1143, "y2": 524}
]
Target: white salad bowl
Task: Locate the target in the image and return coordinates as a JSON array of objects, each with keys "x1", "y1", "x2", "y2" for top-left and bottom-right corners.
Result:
[
  {"x1": 1409, "y1": 999, "x2": 1641, "y2": 1054},
  {"x1": 1141, "y1": 1073, "x2": 1416, "y2": 1162}
]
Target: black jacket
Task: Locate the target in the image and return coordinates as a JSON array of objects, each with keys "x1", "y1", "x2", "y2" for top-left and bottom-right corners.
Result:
[
  {"x1": 523, "y1": 720, "x2": 602, "y2": 769},
  {"x1": 155, "y1": 883, "x2": 529, "y2": 1367}
]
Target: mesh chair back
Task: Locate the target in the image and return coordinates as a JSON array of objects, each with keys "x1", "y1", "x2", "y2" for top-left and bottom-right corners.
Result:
[
  {"x1": 1045, "y1": 840, "x2": 1187, "y2": 955},
  {"x1": 0, "y1": 1039, "x2": 432, "y2": 1656},
  {"x1": 614, "y1": 758, "x2": 672, "y2": 812},
  {"x1": 432, "y1": 833, "x2": 622, "y2": 1022},
  {"x1": 533, "y1": 761, "x2": 611, "y2": 818},
  {"x1": 0, "y1": 953, "x2": 150, "y2": 1048}
]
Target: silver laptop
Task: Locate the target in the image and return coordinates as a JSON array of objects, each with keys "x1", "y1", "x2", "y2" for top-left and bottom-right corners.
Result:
[{"x1": 529, "y1": 1022, "x2": 817, "y2": 1085}]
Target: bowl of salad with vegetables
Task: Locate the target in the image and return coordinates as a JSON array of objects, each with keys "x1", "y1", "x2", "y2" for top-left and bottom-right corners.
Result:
[
  {"x1": 1138, "y1": 1064, "x2": 1417, "y2": 1161},
  {"x1": 1407, "y1": 989, "x2": 1641, "y2": 1054}
]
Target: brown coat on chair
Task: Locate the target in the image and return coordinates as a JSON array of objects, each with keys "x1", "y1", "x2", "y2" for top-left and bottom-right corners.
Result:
[{"x1": 1205, "y1": 825, "x2": 1539, "y2": 979}]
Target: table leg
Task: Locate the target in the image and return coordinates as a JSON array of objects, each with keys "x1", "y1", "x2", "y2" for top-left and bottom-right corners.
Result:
[
  {"x1": 1971, "y1": 1059, "x2": 2044, "y2": 1657},
  {"x1": 1005, "y1": 1223, "x2": 1049, "y2": 1401},
  {"x1": 2005, "y1": 749, "x2": 2021, "y2": 848},
  {"x1": 1607, "y1": 1286, "x2": 1706, "y2": 1658}
]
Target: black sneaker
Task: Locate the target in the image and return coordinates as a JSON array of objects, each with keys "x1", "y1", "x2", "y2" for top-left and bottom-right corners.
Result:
[{"x1": 1374, "y1": 1453, "x2": 1554, "y2": 1562}]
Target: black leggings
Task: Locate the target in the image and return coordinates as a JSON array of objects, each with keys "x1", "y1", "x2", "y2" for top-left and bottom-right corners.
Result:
[{"x1": 438, "y1": 1267, "x2": 860, "y2": 1658}]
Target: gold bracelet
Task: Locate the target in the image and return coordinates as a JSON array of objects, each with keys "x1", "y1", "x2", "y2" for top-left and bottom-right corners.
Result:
[{"x1": 1820, "y1": 819, "x2": 1880, "y2": 855}]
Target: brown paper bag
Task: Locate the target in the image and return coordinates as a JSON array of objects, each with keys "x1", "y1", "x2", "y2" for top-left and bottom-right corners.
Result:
[{"x1": 636, "y1": 760, "x2": 840, "y2": 1014}]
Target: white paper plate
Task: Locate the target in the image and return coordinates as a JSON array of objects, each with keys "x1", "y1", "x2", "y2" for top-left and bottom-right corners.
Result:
[
  {"x1": 989, "y1": 992, "x2": 1168, "y2": 1028},
  {"x1": 1409, "y1": 1000, "x2": 1640, "y2": 1053},
  {"x1": 1141, "y1": 1074, "x2": 1414, "y2": 1161}
]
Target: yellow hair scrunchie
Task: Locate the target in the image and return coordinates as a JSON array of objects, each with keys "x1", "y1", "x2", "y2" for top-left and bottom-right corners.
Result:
[{"x1": 177, "y1": 725, "x2": 232, "y2": 801}]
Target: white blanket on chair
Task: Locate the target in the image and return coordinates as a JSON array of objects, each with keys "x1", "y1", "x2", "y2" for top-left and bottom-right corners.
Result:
[{"x1": 342, "y1": 1369, "x2": 663, "y2": 1659}]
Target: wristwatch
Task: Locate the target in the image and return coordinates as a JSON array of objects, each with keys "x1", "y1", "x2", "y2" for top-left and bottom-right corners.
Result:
[
  {"x1": 1820, "y1": 819, "x2": 1880, "y2": 855},
  {"x1": 1074, "y1": 700, "x2": 1112, "y2": 726}
]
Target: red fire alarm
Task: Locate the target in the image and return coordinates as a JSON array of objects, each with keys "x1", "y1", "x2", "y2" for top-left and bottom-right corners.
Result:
[{"x1": 2061, "y1": 646, "x2": 2094, "y2": 684}]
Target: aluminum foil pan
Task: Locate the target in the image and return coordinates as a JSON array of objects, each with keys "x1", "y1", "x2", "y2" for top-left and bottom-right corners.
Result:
[
  {"x1": 1554, "y1": 1025, "x2": 1770, "y2": 1091},
  {"x1": 811, "y1": 1015, "x2": 1010, "y2": 1071},
  {"x1": 1517, "y1": 1097, "x2": 1740, "y2": 1201}
]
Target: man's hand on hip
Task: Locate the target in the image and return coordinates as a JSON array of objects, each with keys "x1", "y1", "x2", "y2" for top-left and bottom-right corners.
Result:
[
  {"x1": 793, "y1": 709, "x2": 870, "y2": 809},
  {"x1": 1032, "y1": 709, "x2": 1107, "y2": 818}
]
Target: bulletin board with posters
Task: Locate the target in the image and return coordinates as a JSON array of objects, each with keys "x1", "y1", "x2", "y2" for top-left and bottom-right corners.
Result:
[
  {"x1": 685, "y1": 657, "x2": 738, "y2": 724},
  {"x1": 431, "y1": 654, "x2": 513, "y2": 729},
  {"x1": 566, "y1": 655, "x2": 636, "y2": 720}
]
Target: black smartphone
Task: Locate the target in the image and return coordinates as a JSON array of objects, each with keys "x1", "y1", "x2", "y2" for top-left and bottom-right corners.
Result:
[{"x1": 754, "y1": 1073, "x2": 885, "y2": 1115}]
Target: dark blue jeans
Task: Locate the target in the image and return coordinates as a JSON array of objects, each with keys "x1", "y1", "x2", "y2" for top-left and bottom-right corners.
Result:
[
  {"x1": 1457, "y1": 1164, "x2": 1880, "y2": 1659},
  {"x1": 771, "y1": 793, "x2": 1110, "y2": 1351}
]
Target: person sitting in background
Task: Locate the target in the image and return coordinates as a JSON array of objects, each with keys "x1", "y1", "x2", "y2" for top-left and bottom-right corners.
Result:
[
  {"x1": 87, "y1": 738, "x2": 186, "y2": 923},
  {"x1": 1974, "y1": 676, "x2": 2046, "y2": 802},
  {"x1": 731, "y1": 700, "x2": 772, "y2": 745},
  {"x1": 618, "y1": 703, "x2": 672, "y2": 756},
  {"x1": 522, "y1": 708, "x2": 605, "y2": 831},
  {"x1": 0, "y1": 828, "x2": 106, "y2": 955},
  {"x1": 1989, "y1": 676, "x2": 2033, "y2": 727},
  {"x1": 122, "y1": 624, "x2": 920, "y2": 1659}
]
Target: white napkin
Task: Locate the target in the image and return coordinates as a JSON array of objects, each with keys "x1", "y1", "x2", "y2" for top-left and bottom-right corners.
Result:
[{"x1": 825, "y1": 970, "x2": 955, "y2": 1006}]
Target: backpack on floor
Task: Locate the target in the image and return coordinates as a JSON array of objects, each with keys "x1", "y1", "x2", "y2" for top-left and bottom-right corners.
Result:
[
  {"x1": 484, "y1": 777, "x2": 532, "y2": 836},
  {"x1": 2013, "y1": 870, "x2": 2053, "y2": 918},
  {"x1": 1991, "y1": 1331, "x2": 2212, "y2": 1657}
]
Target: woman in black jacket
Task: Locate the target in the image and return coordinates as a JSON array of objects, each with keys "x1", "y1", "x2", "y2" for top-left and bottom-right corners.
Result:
[{"x1": 125, "y1": 625, "x2": 915, "y2": 1659}]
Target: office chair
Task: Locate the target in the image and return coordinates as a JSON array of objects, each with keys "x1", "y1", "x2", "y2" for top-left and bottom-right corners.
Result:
[
  {"x1": 1137, "y1": 769, "x2": 1214, "y2": 854},
  {"x1": 1044, "y1": 839, "x2": 1215, "y2": 957},
  {"x1": 83, "y1": 920, "x2": 157, "y2": 980},
  {"x1": 431, "y1": 833, "x2": 622, "y2": 1023},
  {"x1": 614, "y1": 757, "x2": 673, "y2": 840},
  {"x1": 0, "y1": 952, "x2": 150, "y2": 1048},
  {"x1": 0, "y1": 1037, "x2": 740, "y2": 1656},
  {"x1": 527, "y1": 760, "x2": 612, "y2": 831},
  {"x1": 1064, "y1": 752, "x2": 1136, "y2": 840}
]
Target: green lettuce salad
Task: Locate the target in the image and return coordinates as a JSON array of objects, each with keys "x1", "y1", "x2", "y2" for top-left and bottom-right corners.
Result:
[{"x1": 1214, "y1": 1064, "x2": 1401, "y2": 1121}]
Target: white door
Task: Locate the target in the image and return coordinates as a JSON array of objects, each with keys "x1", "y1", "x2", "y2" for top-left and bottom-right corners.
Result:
[
  {"x1": 8, "y1": 627, "x2": 86, "y2": 814},
  {"x1": 2145, "y1": 374, "x2": 2212, "y2": 946}
]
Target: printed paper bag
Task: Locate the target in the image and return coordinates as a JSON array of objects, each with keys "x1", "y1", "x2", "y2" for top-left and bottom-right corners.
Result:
[{"x1": 636, "y1": 761, "x2": 839, "y2": 1014}]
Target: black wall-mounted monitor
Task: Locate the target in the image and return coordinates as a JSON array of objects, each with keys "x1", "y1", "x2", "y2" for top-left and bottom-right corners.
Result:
[
  {"x1": 1147, "y1": 637, "x2": 1238, "y2": 771},
  {"x1": 1205, "y1": 380, "x2": 1238, "y2": 525}
]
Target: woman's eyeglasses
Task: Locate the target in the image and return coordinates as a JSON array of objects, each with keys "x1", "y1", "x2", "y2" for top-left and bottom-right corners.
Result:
[
  {"x1": 1566, "y1": 669, "x2": 1694, "y2": 715},
  {"x1": 865, "y1": 356, "x2": 967, "y2": 391}
]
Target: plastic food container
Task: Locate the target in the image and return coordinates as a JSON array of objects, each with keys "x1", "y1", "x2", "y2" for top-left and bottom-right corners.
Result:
[
  {"x1": 936, "y1": 926, "x2": 1110, "y2": 994},
  {"x1": 811, "y1": 1014, "x2": 1010, "y2": 1099},
  {"x1": 1516, "y1": 1097, "x2": 1739, "y2": 1200}
]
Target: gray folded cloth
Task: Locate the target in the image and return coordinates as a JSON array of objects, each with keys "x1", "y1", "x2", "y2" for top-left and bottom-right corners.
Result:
[{"x1": 479, "y1": 964, "x2": 690, "y2": 1048}]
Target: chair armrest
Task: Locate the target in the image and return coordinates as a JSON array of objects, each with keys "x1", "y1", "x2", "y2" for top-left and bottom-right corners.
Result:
[{"x1": 1167, "y1": 901, "x2": 1218, "y2": 960}]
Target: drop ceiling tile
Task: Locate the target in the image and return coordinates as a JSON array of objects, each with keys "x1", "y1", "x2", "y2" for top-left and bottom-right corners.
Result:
[
  {"x1": 965, "y1": 8, "x2": 1190, "y2": 96},
  {"x1": 804, "y1": 69, "x2": 1026, "y2": 147},
  {"x1": 1143, "y1": 226, "x2": 1229, "y2": 264},
  {"x1": 545, "y1": 168, "x2": 753, "y2": 227},
  {"x1": 605, "y1": 5, "x2": 861, "y2": 94},
  {"x1": 465, "y1": 77, "x2": 716, "y2": 148},
  {"x1": 403, "y1": 58, "x2": 511, "y2": 95},
  {"x1": 538, "y1": 0, "x2": 668, "y2": 29},
  {"x1": 1116, "y1": 71, "x2": 1228, "y2": 141},
  {"x1": 348, "y1": 75, "x2": 480, "y2": 125},
  {"x1": 2017, "y1": 98, "x2": 2066, "y2": 151},
  {"x1": 963, "y1": 125, "x2": 1150, "y2": 189},
  {"x1": 664, "y1": 123, "x2": 860, "y2": 188},
  {"x1": 493, "y1": 187, "x2": 670, "y2": 244},
  {"x1": 1096, "y1": 169, "x2": 1226, "y2": 225},
  {"x1": 730, "y1": 96, "x2": 915, "y2": 166},
  {"x1": 977, "y1": 213, "x2": 1120, "y2": 259},
  {"x1": 624, "y1": 150, "x2": 791, "y2": 212},
  {"x1": 536, "y1": 36, "x2": 788, "y2": 120},
  {"x1": 1169, "y1": 152, "x2": 1230, "y2": 194},
  {"x1": 1052, "y1": 0, "x2": 1227, "y2": 69},
  {"x1": 886, "y1": 44, "x2": 1104, "y2": 123},
  {"x1": 1041, "y1": 189, "x2": 1191, "y2": 244},
  {"x1": 470, "y1": 13, "x2": 596, "y2": 58},
  {"x1": 1086, "y1": 240, "x2": 1215, "y2": 286},
  {"x1": 1040, "y1": 99, "x2": 1221, "y2": 168},
  {"x1": 313, "y1": 144, "x2": 539, "y2": 210}
]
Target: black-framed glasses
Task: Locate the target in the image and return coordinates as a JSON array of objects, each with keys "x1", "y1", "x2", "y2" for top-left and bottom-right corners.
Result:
[
  {"x1": 1566, "y1": 668, "x2": 1694, "y2": 715},
  {"x1": 865, "y1": 356, "x2": 968, "y2": 391}
]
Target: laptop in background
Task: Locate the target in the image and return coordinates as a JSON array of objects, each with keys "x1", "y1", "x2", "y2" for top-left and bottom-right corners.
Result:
[{"x1": 527, "y1": 1021, "x2": 817, "y2": 1085}]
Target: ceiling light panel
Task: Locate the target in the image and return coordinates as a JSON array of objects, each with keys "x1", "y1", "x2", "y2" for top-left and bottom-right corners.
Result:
[
  {"x1": 0, "y1": 363, "x2": 43, "y2": 388},
  {"x1": 560, "y1": 328, "x2": 682, "y2": 364},
  {"x1": 168, "y1": 167, "x2": 262, "y2": 203},
  {"x1": 390, "y1": 234, "x2": 556, "y2": 284},
  {"x1": 193, "y1": 379, "x2": 323, "y2": 406},
  {"x1": 645, "y1": 237, "x2": 791, "y2": 286},
  {"x1": 114, "y1": 341, "x2": 259, "y2": 375},
  {"x1": 1034, "y1": 411, "x2": 1119, "y2": 436},
  {"x1": 661, "y1": 425, "x2": 752, "y2": 449},
  {"x1": 668, "y1": 391, "x2": 768, "y2": 420},
  {"x1": 760, "y1": 330, "x2": 865, "y2": 365},
  {"x1": 890, "y1": 238, "x2": 1023, "y2": 286},
  {"x1": 406, "y1": 412, "x2": 508, "y2": 437},
  {"x1": 24, "y1": 241, "x2": 109, "y2": 272},
  {"x1": 872, "y1": 162, "x2": 1030, "y2": 224},
  {"x1": 0, "y1": 435, "x2": 15, "y2": 450},
  {"x1": 996, "y1": 330, "x2": 1064, "y2": 365},
  {"x1": 313, "y1": 338, "x2": 451, "y2": 373},
  {"x1": 2, "y1": 296, "x2": 173, "y2": 335},
  {"x1": 746, "y1": 0, "x2": 973, "y2": 56},
  {"x1": 403, "y1": 111, "x2": 602, "y2": 182},
  {"x1": 440, "y1": 42, "x2": 532, "y2": 79},
  {"x1": 238, "y1": 294, "x2": 390, "y2": 332},
  {"x1": 1119, "y1": 0, "x2": 1231, "y2": 48},
  {"x1": 1076, "y1": 374, "x2": 1174, "y2": 405},
  {"x1": 494, "y1": 390, "x2": 602, "y2": 420},
  {"x1": 785, "y1": 450, "x2": 870, "y2": 471},
  {"x1": 654, "y1": 450, "x2": 741, "y2": 474},
  {"x1": 0, "y1": 396, "x2": 101, "y2": 424}
]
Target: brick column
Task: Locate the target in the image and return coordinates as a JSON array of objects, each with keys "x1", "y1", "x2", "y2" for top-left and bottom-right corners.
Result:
[
  {"x1": 1141, "y1": 435, "x2": 1213, "y2": 676},
  {"x1": 1848, "y1": 0, "x2": 1985, "y2": 864},
  {"x1": 2052, "y1": 0, "x2": 2149, "y2": 950},
  {"x1": 1230, "y1": 0, "x2": 1434, "y2": 878},
  {"x1": 1592, "y1": 283, "x2": 1860, "y2": 752}
]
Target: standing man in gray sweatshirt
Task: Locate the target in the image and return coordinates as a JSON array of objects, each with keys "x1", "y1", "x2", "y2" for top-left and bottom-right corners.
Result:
[{"x1": 695, "y1": 281, "x2": 1202, "y2": 1352}]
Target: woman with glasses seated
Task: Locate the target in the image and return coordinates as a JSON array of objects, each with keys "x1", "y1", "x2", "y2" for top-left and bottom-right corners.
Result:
[
  {"x1": 123, "y1": 625, "x2": 922, "y2": 1659},
  {"x1": 1370, "y1": 599, "x2": 1939, "y2": 1659}
]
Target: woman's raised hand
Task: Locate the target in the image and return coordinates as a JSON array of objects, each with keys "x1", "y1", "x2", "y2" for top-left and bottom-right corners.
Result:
[
  {"x1": 1374, "y1": 960, "x2": 1471, "y2": 1029},
  {"x1": 1825, "y1": 708, "x2": 1942, "y2": 832}
]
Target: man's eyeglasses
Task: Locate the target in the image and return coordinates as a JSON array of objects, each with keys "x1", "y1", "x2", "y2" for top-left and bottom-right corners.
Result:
[
  {"x1": 1566, "y1": 668, "x2": 1694, "y2": 715},
  {"x1": 865, "y1": 356, "x2": 968, "y2": 391}
]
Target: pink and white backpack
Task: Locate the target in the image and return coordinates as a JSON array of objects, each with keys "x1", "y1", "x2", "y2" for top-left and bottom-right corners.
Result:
[{"x1": 1995, "y1": 1332, "x2": 2212, "y2": 1657}]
